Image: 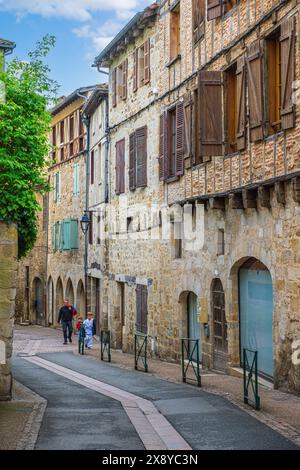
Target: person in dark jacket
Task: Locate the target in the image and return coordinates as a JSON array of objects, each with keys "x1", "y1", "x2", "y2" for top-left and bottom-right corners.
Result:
[{"x1": 58, "y1": 299, "x2": 77, "y2": 345}]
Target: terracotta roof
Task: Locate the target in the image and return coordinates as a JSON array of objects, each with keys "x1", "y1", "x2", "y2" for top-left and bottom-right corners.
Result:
[{"x1": 50, "y1": 85, "x2": 102, "y2": 116}]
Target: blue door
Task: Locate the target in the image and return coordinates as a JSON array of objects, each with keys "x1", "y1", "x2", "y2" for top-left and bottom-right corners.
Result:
[
  {"x1": 188, "y1": 292, "x2": 201, "y2": 362},
  {"x1": 239, "y1": 263, "x2": 273, "y2": 378}
]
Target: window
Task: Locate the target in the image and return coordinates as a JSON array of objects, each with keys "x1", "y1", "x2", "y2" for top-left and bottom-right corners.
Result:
[
  {"x1": 207, "y1": 0, "x2": 237, "y2": 20},
  {"x1": 170, "y1": 2, "x2": 180, "y2": 61},
  {"x1": 159, "y1": 102, "x2": 184, "y2": 181},
  {"x1": 266, "y1": 31, "x2": 281, "y2": 135},
  {"x1": 52, "y1": 126, "x2": 56, "y2": 160},
  {"x1": 58, "y1": 219, "x2": 79, "y2": 251},
  {"x1": 115, "y1": 139, "x2": 125, "y2": 195},
  {"x1": 129, "y1": 126, "x2": 147, "y2": 190},
  {"x1": 127, "y1": 217, "x2": 133, "y2": 233},
  {"x1": 112, "y1": 60, "x2": 128, "y2": 107},
  {"x1": 136, "y1": 285, "x2": 148, "y2": 334},
  {"x1": 53, "y1": 172, "x2": 61, "y2": 202},
  {"x1": 217, "y1": 229, "x2": 225, "y2": 255},
  {"x1": 172, "y1": 219, "x2": 182, "y2": 259},
  {"x1": 69, "y1": 115, "x2": 74, "y2": 141},
  {"x1": 133, "y1": 39, "x2": 150, "y2": 92},
  {"x1": 192, "y1": 0, "x2": 205, "y2": 44},
  {"x1": 60, "y1": 147, "x2": 64, "y2": 161},
  {"x1": 225, "y1": 63, "x2": 237, "y2": 154},
  {"x1": 91, "y1": 150, "x2": 95, "y2": 185},
  {"x1": 60, "y1": 120, "x2": 64, "y2": 144}
]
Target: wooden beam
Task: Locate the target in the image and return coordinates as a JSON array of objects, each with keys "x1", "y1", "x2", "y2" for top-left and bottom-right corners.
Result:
[
  {"x1": 209, "y1": 197, "x2": 225, "y2": 210},
  {"x1": 275, "y1": 181, "x2": 286, "y2": 205},
  {"x1": 258, "y1": 186, "x2": 271, "y2": 208},
  {"x1": 292, "y1": 177, "x2": 300, "y2": 203},
  {"x1": 242, "y1": 189, "x2": 257, "y2": 209},
  {"x1": 229, "y1": 192, "x2": 244, "y2": 209}
]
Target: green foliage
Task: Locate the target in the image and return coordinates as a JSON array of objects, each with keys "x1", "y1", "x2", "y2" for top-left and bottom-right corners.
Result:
[{"x1": 0, "y1": 35, "x2": 59, "y2": 258}]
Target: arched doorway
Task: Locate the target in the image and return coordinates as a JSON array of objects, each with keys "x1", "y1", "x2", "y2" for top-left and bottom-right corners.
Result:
[
  {"x1": 212, "y1": 278, "x2": 227, "y2": 371},
  {"x1": 65, "y1": 279, "x2": 75, "y2": 306},
  {"x1": 32, "y1": 277, "x2": 44, "y2": 326},
  {"x1": 55, "y1": 277, "x2": 63, "y2": 323},
  {"x1": 76, "y1": 280, "x2": 86, "y2": 317},
  {"x1": 187, "y1": 292, "x2": 201, "y2": 361},
  {"x1": 239, "y1": 258, "x2": 273, "y2": 378},
  {"x1": 47, "y1": 277, "x2": 54, "y2": 325}
]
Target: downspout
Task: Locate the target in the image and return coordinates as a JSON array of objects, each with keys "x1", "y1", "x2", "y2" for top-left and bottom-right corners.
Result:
[{"x1": 82, "y1": 114, "x2": 90, "y2": 318}]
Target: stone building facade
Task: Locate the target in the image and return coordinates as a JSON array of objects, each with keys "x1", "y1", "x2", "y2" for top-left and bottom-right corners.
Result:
[{"x1": 94, "y1": 0, "x2": 300, "y2": 392}]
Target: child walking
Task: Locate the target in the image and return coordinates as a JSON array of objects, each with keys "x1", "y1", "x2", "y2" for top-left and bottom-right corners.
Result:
[{"x1": 83, "y1": 312, "x2": 95, "y2": 349}]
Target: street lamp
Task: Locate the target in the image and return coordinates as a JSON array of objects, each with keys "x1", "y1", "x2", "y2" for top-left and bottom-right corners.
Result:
[{"x1": 80, "y1": 212, "x2": 90, "y2": 235}]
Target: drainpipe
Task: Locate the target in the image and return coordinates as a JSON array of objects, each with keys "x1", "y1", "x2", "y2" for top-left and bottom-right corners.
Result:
[
  {"x1": 104, "y1": 96, "x2": 110, "y2": 204},
  {"x1": 82, "y1": 114, "x2": 90, "y2": 317}
]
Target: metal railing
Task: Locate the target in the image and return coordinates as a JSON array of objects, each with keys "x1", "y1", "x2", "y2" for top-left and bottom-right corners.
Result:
[
  {"x1": 78, "y1": 325, "x2": 85, "y2": 355},
  {"x1": 134, "y1": 333, "x2": 148, "y2": 373},
  {"x1": 243, "y1": 348, "x2": 260, "y2": 410},
  {"x1": 100, "y1": 330, "x2": 111, "y2": 362},
  {"x1": 181, "y1": 338, "x2": 201, "y2": 387}
]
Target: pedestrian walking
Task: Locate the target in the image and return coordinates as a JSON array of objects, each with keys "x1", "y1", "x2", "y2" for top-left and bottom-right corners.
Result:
[
  {"x1": 83, "y1": 312, "x2": 96, "y2": 349},
  {"x1": 58, "y1": 299, "x2": 77, "y2": 345}
]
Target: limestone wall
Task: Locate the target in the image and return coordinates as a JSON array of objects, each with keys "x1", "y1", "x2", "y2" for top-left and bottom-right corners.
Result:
[{"x1": 0, "y1": 222, "x2": 17, "y2": 400}]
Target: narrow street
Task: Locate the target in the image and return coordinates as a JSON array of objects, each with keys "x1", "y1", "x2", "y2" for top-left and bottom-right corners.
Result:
[{"x1": 7, "y1": 326, "x2": 299, "y2": 450}]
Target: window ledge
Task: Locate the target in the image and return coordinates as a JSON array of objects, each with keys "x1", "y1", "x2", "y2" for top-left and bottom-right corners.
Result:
[
  {"x1": 165, "y1": 175, "x2": 179, "y2": 184},
  {"x1": 265, "y1": 130, "x2": 284, "y2": 142},
  {"x1": 166, "y1": 55, "x2": 181, "y2": 68},
  {"x1": 224, "y1": 151, "x2": 240, "y2": 159}
]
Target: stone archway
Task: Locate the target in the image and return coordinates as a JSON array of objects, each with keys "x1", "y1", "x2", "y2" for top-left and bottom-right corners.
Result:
[
  {"x1": 179, "y1": 290, "x2": 202, "y2": 362},
  {"x1": 47, "y1": 277, "x2": 54, "y2": 325},
  {"x1": 65, "y1": 279, "x2": 75, "y2": 306},
  {"x1": 32, "y1": 277, "x2": 44, "y2": 326},
  {"x1": 76, "y1": 280, "x2": 85, "y2": 317},
  {"x1": 55, "y1": 277, "x2": 64, "y2": 323}
]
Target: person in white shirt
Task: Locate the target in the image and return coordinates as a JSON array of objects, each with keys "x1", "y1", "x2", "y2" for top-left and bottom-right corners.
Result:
[{"x1": 83, "y1": 312, "x2": 95, "y2": 349}]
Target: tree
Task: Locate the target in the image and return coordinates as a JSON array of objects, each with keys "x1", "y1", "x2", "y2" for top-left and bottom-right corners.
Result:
[{"x1": 0, "y1": 35, "x2": 59, "y2": 258}]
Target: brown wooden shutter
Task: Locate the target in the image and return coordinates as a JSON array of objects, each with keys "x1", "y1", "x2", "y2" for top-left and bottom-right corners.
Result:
[
  {"x1": 144, "y1": 39, "x2": 150, "y2": 85},
  {"x1": 129, "y1": 132, "x2": 136, "y2": 190},
  {"x1": 236, "y1": 55, "x2": 246, "y2": 151},
  {"x1": 116, "y1": 139, "x2": 125, "y2": 195},
  {"x1": 136, "y1": 126, "x2": 147, "y2": 187},
  {"x1": 175, "y1": 102, "x2": 184, "y2": 176},
  {"x1": 247, "y1": 40, "x2": 264, "y2": 142},
  {"x1": 193, "y1": 0, "x2": 205, "y2": 43},
  {"x1": 198, "y1": 70, "x2": 223, "y2": 157},
  {"x1": 184, "y1": 93, "x2": 193, "y2": 159},
  {"x1": 112, "y1": 68, "x2": 117, "y2": 107},
  {"x1": 207, "y1": 0, "x2": 223, "y2": 21},
  {"x1": 133, "y1": 49, "x2": 138, "y2": 92},
  {"x1": 122, "y1": 59, "x2": 128, "y2": 101},
  {"x1": 280, "y1": 16, "x2": 296, "y2": 130},
  {"x1": 159, "y1": 114, "x2": 165, "y2": 181}
]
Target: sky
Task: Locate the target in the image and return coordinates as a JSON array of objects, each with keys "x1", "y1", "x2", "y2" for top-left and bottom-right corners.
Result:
[{"x1": 0, "y1": 0, "x2": 150, "y2": 96}]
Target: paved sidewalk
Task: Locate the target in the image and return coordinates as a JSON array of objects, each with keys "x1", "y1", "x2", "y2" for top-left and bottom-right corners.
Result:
[{"x1": 12, "y1": 325, "x2": 300, "y2": 446}]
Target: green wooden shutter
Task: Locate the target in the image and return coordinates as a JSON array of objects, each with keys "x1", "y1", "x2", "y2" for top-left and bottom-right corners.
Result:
[
  {"x1": 70, "y1": 219, "x2": 79, "y2": 250},
  {"x1": 63, "y1": 219, "x2": 71, "y2": 250},
  {"x1": 53, "y1": 224, "x2": 57, "y2": 252},
  {"x1": 58, "y1": 221, "x2": 63, "y2": 251},
  {"x1": 58, "y1": 171, "x2": 62, "y2": 200}
]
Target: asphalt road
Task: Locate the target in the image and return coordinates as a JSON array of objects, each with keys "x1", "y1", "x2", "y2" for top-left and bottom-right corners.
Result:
[{"x1": 13, "y1": 352, "x2": 299, "y2": 450}]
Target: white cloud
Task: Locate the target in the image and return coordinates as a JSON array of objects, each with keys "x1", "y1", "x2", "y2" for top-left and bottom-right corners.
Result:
[{"x1": 0, "y1": 0, "x2": 147, "y2": 22}]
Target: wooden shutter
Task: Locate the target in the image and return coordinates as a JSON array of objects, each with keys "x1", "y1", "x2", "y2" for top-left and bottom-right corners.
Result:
[
  {"x1": 193, "y1": 0, "x2": 205, "y2": 43},
  {"x1": 159, "y1": 114, "x2": 165, "y2": 181},
  {"x1": 116, "y1": 139, "x2": 125, "y2": 195},
  {"x1": 58, "y1": 172, "x2": 61, "y2": 200},
  {"x1": 280, "y1": 16, "x2": 295, "y2": 130},
  {"x1": 129, "y1": 132, "x2": 136, "y2": 190},
  {"x1": 70, "y1": 220, "x2": 79, "y2": 250},
  {"x1": 198, "y1": 70, "x2": 223, "y2": 157},
  {"x1": 112, "y1": 68, "x2": 117, "y2": 107},
  {"x1": 184, "y1": 93, "x2": 193, "y2": 159},
  {"x1": 58, "y1": 221, "x2": 63, "y2": 251},
  {"x1": 175, "y1": 102, "x2": 184, "y2": 176},
  {"x1": 141, "y1": 286, "x2": 148, "y2": 334},
  {"x1": 236, "y1": 55, "x2": 246, "y2": 151},
  {"x1": 136, "y1": 126, "x2": 147, "y2": 187},
  {"x1": 207, "y1": 0, "x2": 223, "y2": 21},
  {"x1": 89, "y1": 211, "x2": 93, "y2": 245},
  {"x1": 136, "y1": 285, "x2": 142, "y2": 332},
  {"x1": 133, "y1": 49, "x2": 138, "y2": 92},
  {"x1": 122, "y1": 59, "x2": 128, "y2": 101},
  {"x1": 53, "y1": 224, "x2": 57, "y2": 252},
  {"x1": 247, "y1": 40, "x2": 264, "y2": 142},
  {"x1": 144, "y1": 39, "x2": 150, "y2": 84},
  {"x1": 63, "y1": 219, "x2": 71, "y2": 251}
]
